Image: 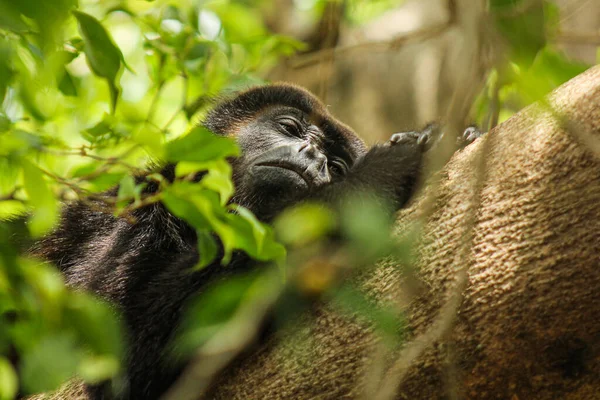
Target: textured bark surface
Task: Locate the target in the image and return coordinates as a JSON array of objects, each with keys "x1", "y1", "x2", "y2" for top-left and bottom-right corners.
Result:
[{"x1": 33, "y1": 66, "x2": 600, "y2": 399}]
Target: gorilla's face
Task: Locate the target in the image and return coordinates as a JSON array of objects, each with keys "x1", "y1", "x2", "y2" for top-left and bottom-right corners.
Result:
[{"x1": 229, "y1": 106, "x2": 357, "y2": 220}]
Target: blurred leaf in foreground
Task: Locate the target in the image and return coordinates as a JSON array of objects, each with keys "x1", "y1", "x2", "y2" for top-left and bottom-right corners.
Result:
[
  {"x1": 20, "y1": 161, "x2": 58, "y2": 237},
  {"x1": 74, "y1": 10, "x2": 127, "y2": 112}
]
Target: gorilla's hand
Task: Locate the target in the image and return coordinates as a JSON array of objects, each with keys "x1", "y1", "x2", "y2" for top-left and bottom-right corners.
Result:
[
  {"x1": 459, "y1": 126, "x2": 484, "y2": 147},
  {"x1": 390, "y1": 123, "x2": 484, "y2": 152},
  {"x1": 389, "y1": 124, "x2": 439, "y2": 151}
]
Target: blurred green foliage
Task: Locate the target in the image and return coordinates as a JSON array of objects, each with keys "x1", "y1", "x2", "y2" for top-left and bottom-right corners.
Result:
[
  {"x1": 0, "y1": 0, "x2": 595, "y2": 398},
  {"x1": 475, "y1": 0, "x2": 591, "y2": 128},
  {"x1": 0, "y1": 0, "x2": 296, "y2": 396}
]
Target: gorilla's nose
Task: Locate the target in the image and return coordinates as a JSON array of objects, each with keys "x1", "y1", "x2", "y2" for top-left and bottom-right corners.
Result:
[{"x1": 298, "y1": 143, "x2": 331, "y2": 187}]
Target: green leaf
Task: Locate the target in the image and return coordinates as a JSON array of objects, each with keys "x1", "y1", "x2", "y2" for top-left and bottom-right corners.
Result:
[
  {"x1": 78, "y1": 354, "x2": 120, "y2": 384},
  {"x1": 197, "y1": 231, "x2": 218, "y2": 269},
  {"x1": 264, "y1": 35, "x2": 307, "y2": 57},
  {"x1": 82, "y1": 114, "x2": 115, "y2": 143},
  {"x1": 73, "y1": 10, "x2": 126, "y2": 111},
  {"x1": 162, "y1": 189, "x2": 212, "y2": 230},
  {"x1": 176, "y1": 160, "x2": 234, "y2": 204},
  {"x1": 274, "y1": 203, "x2": 336, "y2": 247},
  {"x1": 86, "y1": 172, "x2": 127, "y2": 193},
  {"x1": 174, "y1": 273, "x2": 258, "y2": 357},
  {"x1": 205, "y1": 50, "x2": 230, "y2": 93},
  {"x1": 491, "y1": 0, "x2": 546, "y2": 67},
  {"x1": 21, "y1": 333, "x2": 81, "y2": 394},
  {"x1": 73, "y1": 11, "x2": 124, "y2": 81},
  {"x1": 332, "y1": 285, "x2": 405, "y2": 344},
  {"x1": 340, "y1": 194, "x2": 393, "y2": 260},
  {"x1": 0, "y1": 114, "x2": 9, "y2": 133},
  {"x1": 117, "y1": 175, "x2": 136, "y2": 201},
  {"x1": 511, "y1": 47, "x2": 590, "y2": 105},
  {"x1": 0, "y1": 41, "x2": 12, "y2": 105},
  {"x1": 58, "y1": 69, "x2": 78, "y2": 96},
  {"x1": 166, "y1": 126, "x2": 239, "y2": 163},
  {"x1": 212, "y1": 3, "x2": 265, "y2": 43},
  {"x1": 21, "y1": 160, "x2": 59, "y2": 237},
  {"x1": 21, "y1": 258, "x2": 65, "y2": 306},
  {"x1": 0, "y1": 357, "x2": 17, "y2": 400},
  {"x1": 63, "y1": 293, "x2": 124, "y2": 359},
  {"x1": 0, "y1": 2, "x2": 30, "y2": 33},
  {"x1": 132, "y1": 124, "x2": 165, "y2": 159},
  {"x1": 223, "y1": 209, "x2": 286, "y2": 262}
]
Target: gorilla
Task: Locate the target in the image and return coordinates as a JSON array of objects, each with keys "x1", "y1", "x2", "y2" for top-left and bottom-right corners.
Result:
[{"x1": 32, "y1": 84, "x2": 481, "y2": 399}]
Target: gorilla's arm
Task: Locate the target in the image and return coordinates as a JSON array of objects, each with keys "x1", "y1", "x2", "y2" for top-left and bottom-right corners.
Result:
[{"x1": 311, "y1": 131, "x2": 429, "y2": 213}]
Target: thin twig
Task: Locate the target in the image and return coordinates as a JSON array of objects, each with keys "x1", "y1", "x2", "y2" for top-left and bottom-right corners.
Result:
[
  {"x1": 555, "y1": 32, "x2": 600, "y2": 46},
  {"x1": 289, "y1": 22, "x2": 452, "y2": 69},
  {"x1": 486, "y1": 73, "x2": 502, "y2": 131},
  {"x1": 42, "y1": 147, "x2": 141, "y2": 173}
]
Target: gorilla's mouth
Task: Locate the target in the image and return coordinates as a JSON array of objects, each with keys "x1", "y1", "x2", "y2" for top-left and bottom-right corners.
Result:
[{"x1": 255, "y1": 161, "x2": 311, "y2": 186}]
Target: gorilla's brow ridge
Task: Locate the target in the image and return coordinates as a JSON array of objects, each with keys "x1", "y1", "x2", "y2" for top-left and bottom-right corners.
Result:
[{"x1": 203, "y1": 84, "x2": 324, "y2": 134}]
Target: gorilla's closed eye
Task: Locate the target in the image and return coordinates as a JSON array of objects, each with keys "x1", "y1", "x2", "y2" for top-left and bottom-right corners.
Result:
[
  {"x1": 277, "y1": 117, "x2": 303, "y2": 137},
  {"x1": 329, "y1": 158, "x2": 349, "y2": 175}
]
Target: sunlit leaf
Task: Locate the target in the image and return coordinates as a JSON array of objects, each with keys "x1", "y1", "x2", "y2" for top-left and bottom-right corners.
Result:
[
  {"x1": 0, "y1": 41, "x2": 12, "y2": 105},
  {"x1": 117, "y1": 175, "x2": 136, "y2": 201},
  {"x1": 0, "y1": 2, "x2": 30, "y2": 33},
  {"x1": 197, "y1": 230, "x2": 218, "y2": 269},
  {"x1": 78, "y1": 354, "x2": 120, "y2": 384},
  {"x1": 21, "y1": 333, "x2": 81, "y2": 394},
  {"x1": 166, "y1": 126, "x2": 239, "y2": 163},
  {"x1": 491, "y1": 0, "x2": 547, "y2": 67},
  {"x1": 223, "y1": 210, "x2": 285, "y2": 262},
  {"x1": 211, "y1": 3, "x2": 265, "y2": 42},
  {"x1": 274, "y1": 203, "x2": 336, "y2": 247},
  {"x1": 21, "y1": 160, "x2": 59, "y2": 237},
  {"x1": 511, "y1": 47, "x2": 589, "y2": 105},
  {"x1": 64, "y1": 293, "x2": 124, "y2": 359},
  {"x1": 174, "y1": 273, "x2": 258, "y2": 358},
  {"x1": 73, "y1": 10, "x2": 126, "y2": 111},
  {"x1": 132, "y1": 124, "x2": 165, "y2": 159},
  {"x1": 86, "y1": 172, "x2": 127, "y2": 193},
  {"x1": 0, "y1": 357, "x2": 17, "y2": 400},
  {"x1": 21, "y1": 258, "x2": 65, "y2": 306},
  {"x1": 162, "y1": 189, "x2": 211, "y2": 230},
  {"x1": 58, "y1": 69, "x2": 78, "y2": 96},
  {"x1": 197, "y1": 160, "x2": 234, "y2": 204},
  {"x1": 205, "y1": 50, "x2": 230, "y2": 93},
  {"x1": 340, "y1": 193, "x2": 392, "y2": 260}
]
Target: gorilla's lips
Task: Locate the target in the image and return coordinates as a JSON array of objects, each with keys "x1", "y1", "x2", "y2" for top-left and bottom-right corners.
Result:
[{"x1": 255, "y1": 161, "x2": 312, "y2": 187}]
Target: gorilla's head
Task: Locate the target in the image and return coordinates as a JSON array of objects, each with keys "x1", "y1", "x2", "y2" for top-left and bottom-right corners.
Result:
[{"x1": 203, "y1": 84, "x2": 367, "y2": 220}]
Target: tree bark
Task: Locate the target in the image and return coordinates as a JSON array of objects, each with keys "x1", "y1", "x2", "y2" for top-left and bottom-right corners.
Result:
[{"x1": 35, "y1": 66, "x2": 600, "y2": 400}]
